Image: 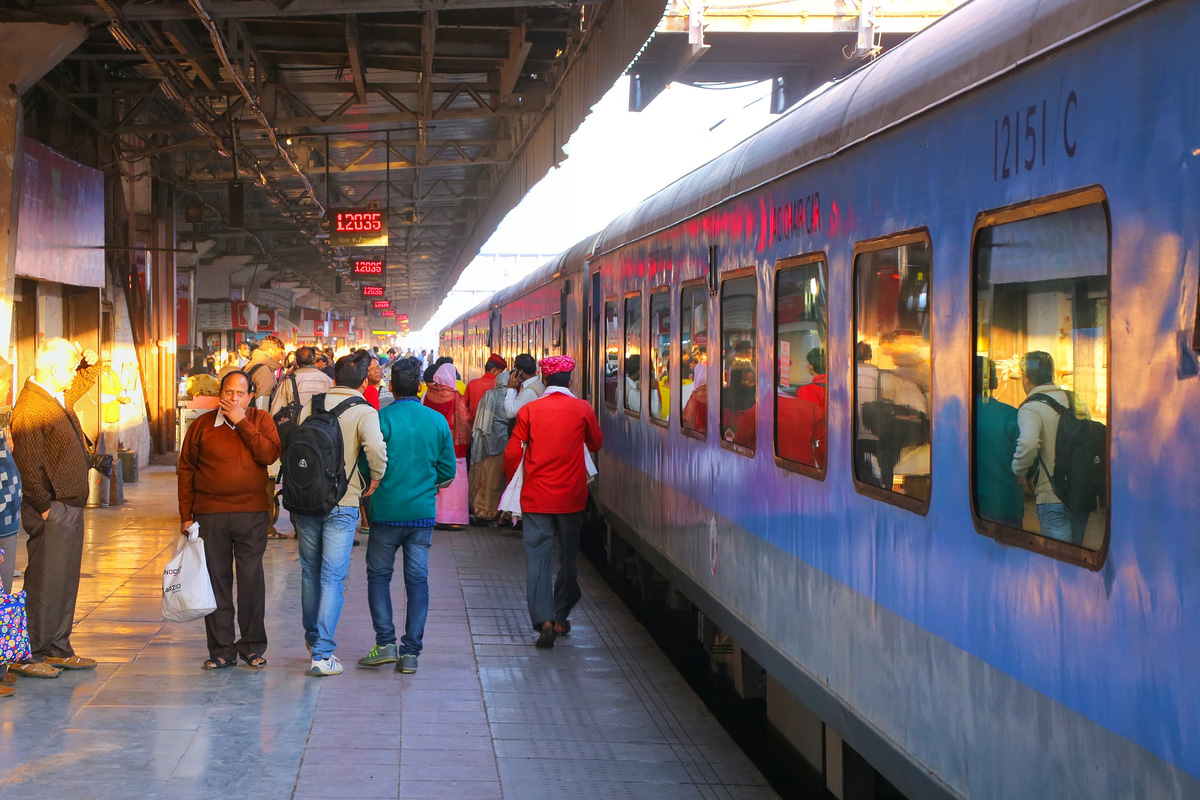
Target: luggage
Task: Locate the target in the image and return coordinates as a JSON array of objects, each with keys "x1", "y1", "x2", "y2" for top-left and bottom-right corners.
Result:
[
  {"x1": 1023, "y1": 392, "x2": 1107, "y2": 514},
  {"x1": 0, "y1": 590, "x2": 31, "y2": 663},
  {"x1": 161, "y1": 523, "x2": 217, "y2": 623},
  {"x1": 280, "y1": 393, "x2": 368, "y2": 517}
]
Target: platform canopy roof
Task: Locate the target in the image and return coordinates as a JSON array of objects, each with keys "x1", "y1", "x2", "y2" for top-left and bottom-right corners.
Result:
[{"x1": 9, "y1": 0, "x2": 665, "y2": 329}]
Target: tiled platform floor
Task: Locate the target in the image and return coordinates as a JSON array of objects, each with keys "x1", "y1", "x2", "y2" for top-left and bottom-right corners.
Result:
[{"x1": 0, "y1": 467, "x2": 778, "y2": 800}]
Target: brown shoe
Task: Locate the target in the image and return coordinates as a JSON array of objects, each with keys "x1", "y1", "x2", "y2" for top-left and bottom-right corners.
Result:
[
  {"x1": 10, "y1": 661, "x2": 61, "y2": 678},
  {"x1": 0, "y1": 685, "x2": 14, "y2": 698},
  {"x1": 2, "y1": 670, "x2": 16, "y2": 685},
  {"x1": 45, "y1": 655, "x2": 97, "y2": 670}
]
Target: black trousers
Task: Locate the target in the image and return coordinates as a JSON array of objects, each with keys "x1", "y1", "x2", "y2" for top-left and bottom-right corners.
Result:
[
  {"x1": 196, "y1": 511, "x2": 268, "y2": 661},
  {"x1": 20, "y1": 500, "x2": 85, "y2": 661}
]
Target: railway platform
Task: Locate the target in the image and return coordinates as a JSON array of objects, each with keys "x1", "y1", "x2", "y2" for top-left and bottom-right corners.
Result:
[{"x1": 0, "y1": 467, "x2": 777, "y2": 800}]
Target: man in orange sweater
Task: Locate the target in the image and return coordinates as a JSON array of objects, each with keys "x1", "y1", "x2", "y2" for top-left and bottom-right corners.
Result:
[
  {"x1": 503, "y1": 355, "x2": 602, "y2": 648},
  {"x1": 178, "y1": 370, "x2": 281, "y2": 670}
]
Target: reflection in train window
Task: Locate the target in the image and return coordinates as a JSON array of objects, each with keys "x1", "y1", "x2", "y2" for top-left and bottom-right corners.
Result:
[
  {"x1": 720, "y1": 273, "x2": 756, "y2": 452},
  {"x1": 680, "y1": 284, "x2": 708, "y2": 436},
  {"x1": 604, "y1": 300, "x2": 619, "y2": 406},
  {"x1": 775, "y1": 256, "x2": 828, "y2": 473},
  {"x1": 624, "y1": 294, "x2": 642, "y2": 415},
  {"x1": 974, "y1": 199, "x2": 1109, "y2": 554},
  {"x1": 649, "y1": 289, "x2": 670, "y2": 424},
  {"x1": 552, "y1": 312, "x2": 562, "y2": 351},
  {"x1": 853, "y1": 236, "x2": 932, "y2": 506}
]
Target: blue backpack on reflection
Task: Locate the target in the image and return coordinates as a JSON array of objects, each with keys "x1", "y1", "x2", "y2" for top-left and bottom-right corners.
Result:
[
  {"x1": 1023, "y1": 392, "x2": 1106, "y2": 515},
  {"x1": 281, "y1": 393, "x2": 368, "y2": 517}
]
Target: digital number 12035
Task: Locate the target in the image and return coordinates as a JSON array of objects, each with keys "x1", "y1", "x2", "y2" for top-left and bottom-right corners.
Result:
[{"x1": 993, "y1": 91, "x2": 1078, "y2": 181}]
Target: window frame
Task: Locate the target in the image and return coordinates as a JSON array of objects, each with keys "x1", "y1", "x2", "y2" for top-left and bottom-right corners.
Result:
[
  {"x1": 678, "y1": 278, "x2": 709, "y2": 442},
  {"x1": 623, "y1": 290, "x2": 643, "y2": 418},
  {"x1": 647, "y1": 285, "x2": 671, "y2": 429},
  {"x1": 718, "y1": 267, "x2": 758, "y2": 459},
  {"x1": 603, "y1": 297, "x2": 619, "y2": 411},
  {"x1": 968, "y1": 186, "x2": 1112, "y2": 570},
  {"x1": 850, "y1": 228, "x2": 934, "y2": 515},
  {"x1": 773, "y1": 252, "x2": 829, "y2": 480}
]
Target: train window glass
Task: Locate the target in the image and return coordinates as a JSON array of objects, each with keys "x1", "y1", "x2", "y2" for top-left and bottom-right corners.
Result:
[
  {"x1": 775, "y1": 256, "x2": 828, "y2": 474},
  {"x1": 624, "y1": 293, "x2": 642, "y2": 416},
  {"x1": 720, "y1": 273, "x2": 756, "y2": 452},
  {"x1": 853, "y1": 235, "x2": 932, "y2": 508},
  {"x1": 552, "y1": 312, "x2": 562, "y2": 351},
  {"x1": 680, "y1": 283, "x2": 708, "y2": 436},
  {"x1": 604, "y1": 300, "x2": 619, "y2": 407},
  {"x1": 648, "y1": 289, "x2": 670, "y2": 424},
  {"x1": 974, "y1": 198, "x2": 1109, "y2": 555}
]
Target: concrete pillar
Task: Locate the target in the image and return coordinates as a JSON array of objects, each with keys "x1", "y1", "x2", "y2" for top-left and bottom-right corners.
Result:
[{"x1": 0, "y1": 87, "x2": 22, "y2": 359}]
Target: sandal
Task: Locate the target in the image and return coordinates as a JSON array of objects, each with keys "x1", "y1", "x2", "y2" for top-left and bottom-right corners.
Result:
[
  {"x1": 553, "y1": 620, "x2": 571, "y2": 636},
  {"x1": 267, "y1": 531, "x2": 290, "y2": 540},
  {"x1": 201, "y1": 657, "x2": 235, "y2": 670},
  {"x1": 241, "y1": 654, "x2": 267, "y2": 669},
  {"x1": 10, "y1": 661, "x2": 60, "y2": 679}
]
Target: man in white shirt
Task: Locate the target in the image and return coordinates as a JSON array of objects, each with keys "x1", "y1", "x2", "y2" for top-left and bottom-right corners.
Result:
[{"x1": 505, "y1": 353, "x2": 545, "y2": 421}]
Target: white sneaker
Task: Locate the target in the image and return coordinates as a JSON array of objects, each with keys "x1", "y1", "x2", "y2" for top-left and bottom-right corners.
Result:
[{"x1": 309, "y1": 655, "x2": 343, "y2": 676}]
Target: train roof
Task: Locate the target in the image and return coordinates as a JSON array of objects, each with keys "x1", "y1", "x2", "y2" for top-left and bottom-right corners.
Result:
[
  {"x1": 443, "y1": 231, "x2": 601, "y2": 330},
  {"x1": 593, "y1": 0, "x2": 1144, "y2": 257}
]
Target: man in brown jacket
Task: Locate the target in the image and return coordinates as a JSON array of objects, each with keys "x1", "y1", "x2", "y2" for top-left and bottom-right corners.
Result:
[
  {"x1": 178, "y1": 370, "x2": 281, "y2": 670},
  {"x1": 9, "y1": 338, "x2": 100, "y2": 678}
]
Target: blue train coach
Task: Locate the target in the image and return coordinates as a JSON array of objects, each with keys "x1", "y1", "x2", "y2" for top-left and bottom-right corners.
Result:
[{"x1": 441, "y1": 0, "x2": 1200, "y2": 796}]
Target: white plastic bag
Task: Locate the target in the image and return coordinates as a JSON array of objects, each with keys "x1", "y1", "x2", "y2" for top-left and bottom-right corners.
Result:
[
  {"x1": 498, "y1": 450, "x2": 525, "y2": 523},
  {"x1": 161, "y1": 522, "x2": 217, "y2": 623}
]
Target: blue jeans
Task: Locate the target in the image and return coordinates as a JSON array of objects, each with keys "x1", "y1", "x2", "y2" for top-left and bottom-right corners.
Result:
[
  {"x1": 366, "y1": 523, "x2": 433, "y2": 655},
  {"x1": 295, "y1": 505, "x2": 359, "y2": 659},
  {"x1": 1036, "y1": 503, "x2": 1089, "y2": 547}
]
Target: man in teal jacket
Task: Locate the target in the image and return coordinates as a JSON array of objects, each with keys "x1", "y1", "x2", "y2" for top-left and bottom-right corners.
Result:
[{"x1": 358, "y1": 358, "x2": 456, "y2": 674}]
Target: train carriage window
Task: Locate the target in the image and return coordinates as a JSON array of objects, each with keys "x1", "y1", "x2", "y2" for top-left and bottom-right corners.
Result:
[
  {"x1": 604, "y1": 300, "x2": 619, "y2": 407},
  {"x1": 775, "y1": 255, "x2": 828, "y2": 474},
  {"x1": 552, "y1": 312, "x2": 562, "y2": 351},
  {"x1": 680, "y1": 283, "x2": 708, "y2": 436},
  {"x1": 648, "y1": 289, "x2": 670, "y2": 425},
  {"x1": 973, "y1": 193, "x2": 1109, "y2": 560},
  {"x1": 624, "y1": 293, "x2": 642, "y2": 416},
  {"x1": 853, "y1": 234, "x2": 932, "y2": 509},
  {"x1": 720, "y1": 273, "x2": 756, "y2": 452}
]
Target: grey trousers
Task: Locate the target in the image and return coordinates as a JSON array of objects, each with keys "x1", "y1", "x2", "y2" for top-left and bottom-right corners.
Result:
[
  {"x1": 19, "y1": 501, "x2": 85, "y2": 661},
  {"x1": 522, "y1": 512, "x2": 583, "y2": 630}
]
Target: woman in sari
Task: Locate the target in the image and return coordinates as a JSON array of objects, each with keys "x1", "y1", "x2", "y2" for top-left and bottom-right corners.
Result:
[
  {"x1": 424, "y1": 363, "x2": 471, "y2": 528},
  {"x1": 468, "y1": 369, "x2": 510, "y2": 525}
]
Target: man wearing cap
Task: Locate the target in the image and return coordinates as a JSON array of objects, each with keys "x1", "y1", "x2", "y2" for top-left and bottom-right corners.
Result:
[{"x1": 503, "y1": 355, "x2": 602, "y2": 648}]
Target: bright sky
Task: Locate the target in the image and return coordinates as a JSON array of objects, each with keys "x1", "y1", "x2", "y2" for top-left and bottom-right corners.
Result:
[{"x1": 409, "y1": 75, "x2": 779, "y2": 348}]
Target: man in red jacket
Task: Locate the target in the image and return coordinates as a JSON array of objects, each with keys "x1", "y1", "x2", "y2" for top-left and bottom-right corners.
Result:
[{"x1": 503, "y1": 355, "x2": 602, "y2": 648}]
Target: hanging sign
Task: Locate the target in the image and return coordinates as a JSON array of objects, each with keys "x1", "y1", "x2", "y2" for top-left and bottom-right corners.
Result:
[
  {"x1": 373, "y1": 299, "x2": 391, "y2": 309},
  {"x1": 381, "y1": 309, "x2": 396, "y2": 317},
  {"x1": 352, "y1": 258, "x2": 384, "y2": 275},
  {"x1": 327, "y1": 207, "x2": 387, "y2": 247},
  {"x1": 361, "y1": 284, "x2": 385, "y2": 297}
]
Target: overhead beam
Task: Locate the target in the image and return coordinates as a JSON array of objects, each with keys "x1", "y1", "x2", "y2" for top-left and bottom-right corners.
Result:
[
  {"x1": 27, "y1": 0, "x2": 603, "y2": 23},
  {"x1": 498, "y1": 23, "x2": 531, "y2": 98},
  {"x1": 344, "y1": 14, "x2": 366, "y2": 104}
]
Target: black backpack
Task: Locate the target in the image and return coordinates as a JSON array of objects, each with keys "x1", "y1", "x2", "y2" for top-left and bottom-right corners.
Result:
[
  {"x1": 281, "y1": 393, "x2": 369, "y2": 517},
  {"x1": 271, "y1": 375, "x2": 302, "y2": 447},
  {"x1": 1023, "y1": 392, "x2": 1106, "y2": 514}
]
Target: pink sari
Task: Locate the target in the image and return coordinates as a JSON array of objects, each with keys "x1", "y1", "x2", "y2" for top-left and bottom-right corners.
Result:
[{"x1": 424, "y1": 364, "x2": 470, "y2": 524}]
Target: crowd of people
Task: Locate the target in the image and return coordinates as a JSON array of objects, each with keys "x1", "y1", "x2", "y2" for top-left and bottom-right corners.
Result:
[
  {"x1": 0, "y1": 331, "x2": 1086, "y2": 691},
  {"x1": 0, "y1": 336, "x2": 603, "y2": 694}
]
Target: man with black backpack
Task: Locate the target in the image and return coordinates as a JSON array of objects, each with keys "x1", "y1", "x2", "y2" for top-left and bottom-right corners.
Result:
[
  {"x1": 284, "y1": 351, "x2": 386, "y2": 676},
  {"x1": 1012, "y1": 351, "x2": 1104, "y2": 547}
]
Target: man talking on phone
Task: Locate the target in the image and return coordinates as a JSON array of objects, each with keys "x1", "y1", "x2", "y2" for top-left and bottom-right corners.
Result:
[
  {"x1": 504, "y1": 353, "x2": 545, "y2": 422},
  {"x1": 9, "y1": 339, "x2": 101, "y2": 678}
]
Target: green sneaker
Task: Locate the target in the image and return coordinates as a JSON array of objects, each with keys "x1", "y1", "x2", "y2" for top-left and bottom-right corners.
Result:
[
  {"x1": 357, "y1": 643, "x2": 398, "y2": 666},
  {"x1": 397, "y1": 654, "x2": 418, "y2": 674}
]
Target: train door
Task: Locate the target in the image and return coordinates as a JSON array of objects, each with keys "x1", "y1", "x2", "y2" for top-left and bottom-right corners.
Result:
[{"x1": 590, "y1": 270, "x2": 601, "y2": 409}]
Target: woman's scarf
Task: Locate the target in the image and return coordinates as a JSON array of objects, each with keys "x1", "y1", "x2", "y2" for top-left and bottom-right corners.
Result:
[
  {"x1": 424, "y1": 363, "x2": 470, "y2": 456},
  {"x1": 471, "y1": 370, "x2": 511, "y2": 461}
]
